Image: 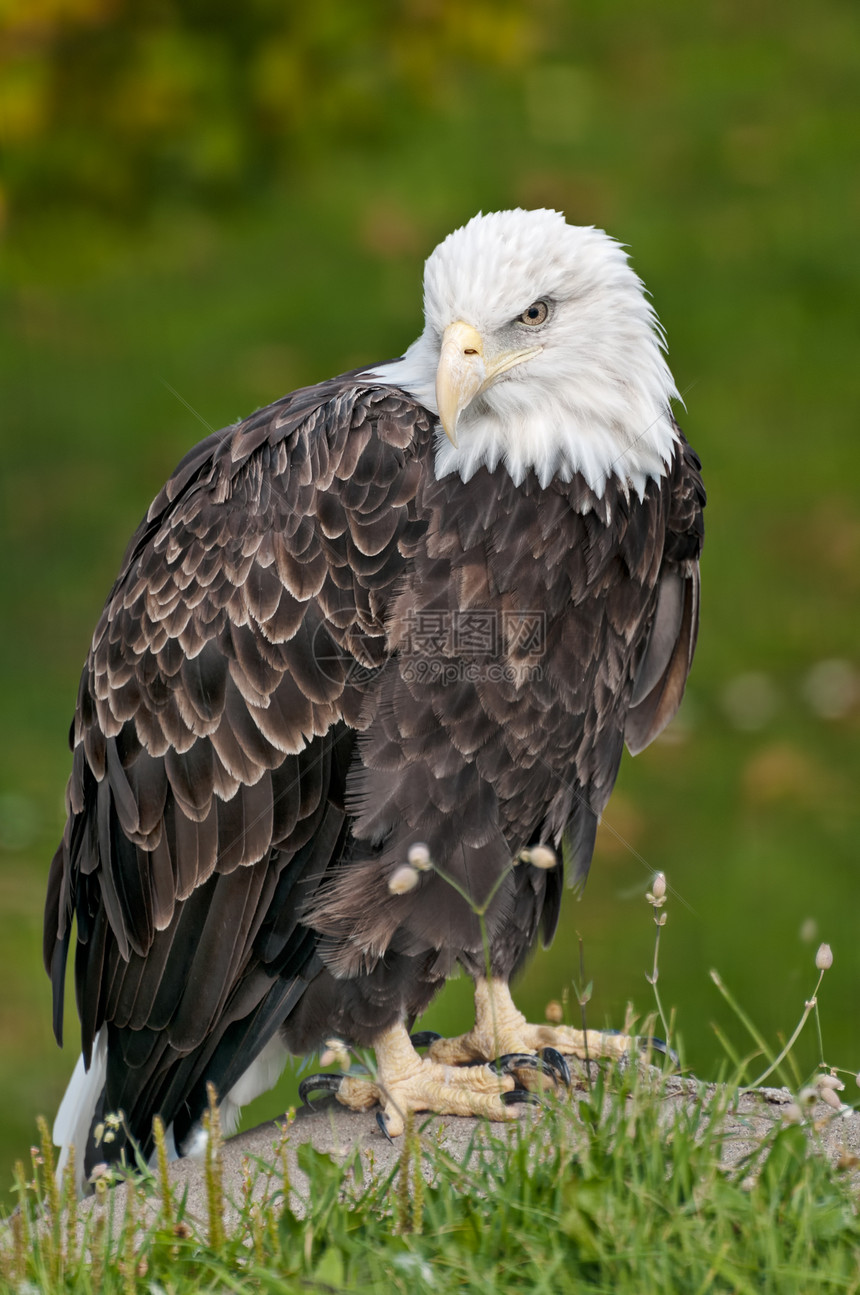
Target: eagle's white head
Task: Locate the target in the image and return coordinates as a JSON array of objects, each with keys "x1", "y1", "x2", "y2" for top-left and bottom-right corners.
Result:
[{"x1": 367, "y1": 208, "x2": 680, "y2": 499}]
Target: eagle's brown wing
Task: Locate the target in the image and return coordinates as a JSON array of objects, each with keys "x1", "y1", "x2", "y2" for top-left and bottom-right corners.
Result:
[
  {"x1": 44, "y1": 374, "x2": 433, "y2": 1158},
  {"x1": 625, "y1": 433, "x2": 705, "y2": 755}
]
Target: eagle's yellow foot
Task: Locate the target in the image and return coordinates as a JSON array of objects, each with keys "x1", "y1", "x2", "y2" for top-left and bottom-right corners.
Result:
[
  {"x1": 304, "y1": 1022, "x2": 525, "y2": 1137},
  {"x1": 427, "y1": 977, "x2": 640, "y2": 1070}
]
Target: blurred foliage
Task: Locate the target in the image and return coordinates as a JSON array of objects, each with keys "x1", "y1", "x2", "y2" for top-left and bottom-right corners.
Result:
[
  {"x1": 0, "y1": 0, "x2": 535, "y2": 224},
  {"x1": 1, "y1": 0, "x2": 859, "y2": 1200}
]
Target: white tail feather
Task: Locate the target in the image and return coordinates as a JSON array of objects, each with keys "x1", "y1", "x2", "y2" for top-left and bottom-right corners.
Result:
[{"x1": 53, "y1": 1029, "x2": 106, "y2": 1194}]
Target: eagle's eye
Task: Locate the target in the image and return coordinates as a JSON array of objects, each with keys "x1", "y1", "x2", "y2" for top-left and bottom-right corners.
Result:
[{"x1": 518, "y1": 300, "x2": 549, "y2": 326}]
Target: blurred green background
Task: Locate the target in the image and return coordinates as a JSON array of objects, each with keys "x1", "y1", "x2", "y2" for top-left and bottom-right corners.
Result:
[{"x1": 1, "y1": 0, "x2": 858, "y2": 1195}]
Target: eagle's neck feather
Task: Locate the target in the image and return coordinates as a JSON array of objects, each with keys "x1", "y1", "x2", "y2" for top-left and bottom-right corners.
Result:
[{"x1": 368, "y1": 337, "x2": 679, "y2": 501}]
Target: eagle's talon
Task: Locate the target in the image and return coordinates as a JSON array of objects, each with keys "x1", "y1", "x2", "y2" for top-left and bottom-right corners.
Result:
[
  {"x1": 376, "y1": 1110, "x2": 395, "y2": 1143},
  {"x1": 490, "y1": 1048, "x2": 570, "y2": 1091},
  {"x1": 500, "y1": 1088, "x2": 543, "y2": 1108},
  {"x1": 490, "y1": 1052, "x2": 542, "y2": 1073},
  {"x1": 410, "y1": 1031, "x2": 443, "y2": 1050},
  {"x1": 540, "y1": 1046, "x2": 571, "y2": 1088},
  {"x1": 490, "y1": 1052, "x2": 558, "y2": 1082},
  {"x1": 637, "y1": 1036, "x2": 680, "y2": 1068},
  {"x1": 298, "y1": 1073, "x2": 345, "y2": 1106}
]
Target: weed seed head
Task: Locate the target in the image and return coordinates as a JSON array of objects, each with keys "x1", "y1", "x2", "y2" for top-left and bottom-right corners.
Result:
[
  {"x1": 320, "y1": 1038, "x2": 351, "y2": 1069},
  {"x1": 520, "y1": 845, "x2": 557, "y2": 869},
  {"x1": 389, "y1": 865, "x2": 420, "y2": 894},
  {"x1": 88, "y1": 1163, "x2": 112, "y2": 1198},
  {"x1": 819, "y1": 1086, "x2": 843, "y2": 1112},
  {"x1": 646, "y1": 873, "x2": 667, "y2": 908},
  {"x1": 815, "y1": 943, "x2": 833, "y2": 970},
  {"x1": 407, "y1": 843, "x2": 432, "y2": 871}
]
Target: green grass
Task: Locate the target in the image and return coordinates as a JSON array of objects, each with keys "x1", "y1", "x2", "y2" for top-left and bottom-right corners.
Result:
[{"x1": 3, "y1": 1065, "x2": 860, "y2": 1294}]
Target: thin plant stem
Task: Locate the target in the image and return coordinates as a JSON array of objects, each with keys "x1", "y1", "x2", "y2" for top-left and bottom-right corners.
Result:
[
  {"x1": 814, "y1": 999, "x2": 826, "y2": 1067},
  {"x1": 429, "y1": 857, "x2": 516, "y2": 922},
  {"x1": 645, "y1": 875, "x2": 672, "y2": 1051},
  {"x1": 710, "y1": 969, "x2": 776, "y2": 1075},
  {"x1": 433, "y1": 855, "x2": 519, "y2": 1068},
  {"x1": 648, "y1": 921, "x2": 672, "y2": 1046},
  {"x1": 479, "y1": 912, "x2": 501, "y2": 1058},
  {"x1": 710, "y1": 1022, "x2": 744, "y2": 1075},
  {"x1": 744, "y1": 969, "x2": 825, "y2": 1091},
  {"x1": 577, "y1": 934, "x2": 592, "y2": 1093},
  {"x1": 651, "y1": 980, "x2": 672, "y2": 1054}
]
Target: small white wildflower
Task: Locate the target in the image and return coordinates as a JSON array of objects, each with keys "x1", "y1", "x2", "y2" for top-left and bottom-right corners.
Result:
[
  {"x1": 815, "y1": 943, "x2": 833, "y2": 970},
  {"x1": 819, "y1": 1086, "x2": 844, "y2": 1113},
  {"x1": 782, "y1": 1103, "x2": 804, "y2": 1125},
  {"x1": 320, "y1": 1038, "x2": 351, "y2": 1069},
  {"x1": 521, "y1": 845, "x2": 557, "y2": 870},
  {"x1": 798, "y1": 1086, "x2": 819, "y2": 1108},
  {"x1": 646, "y1": 872, "x2": 668, "y2": 908},
  {"x1": 388, "y1": 864, "x2": 420, "y2": 895},
  {"x1": 817, "y1": 1073, "x2": 845, "y2": 1092},
  {"x1": 88, "y1": 1162, "x2": 112, "y2": 1197},
  {"x1": 407, "y1": 843, "x2": 432, "y2": 871}
]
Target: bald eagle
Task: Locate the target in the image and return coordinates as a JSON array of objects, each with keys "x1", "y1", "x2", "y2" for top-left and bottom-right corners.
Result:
[{"x1": 45, "y1": 209, "x2": 704, "y2": 1189}]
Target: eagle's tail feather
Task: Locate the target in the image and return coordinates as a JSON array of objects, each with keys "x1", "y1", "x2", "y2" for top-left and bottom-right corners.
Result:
[{"x1": 53, "y1": 1028, "x2": 107, "y2": 1194}]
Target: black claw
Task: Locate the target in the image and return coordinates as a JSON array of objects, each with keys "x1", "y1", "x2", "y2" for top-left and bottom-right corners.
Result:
[
  {"x1": 490, "y1": 1052, "x2": 541, "y2": 1073},
  {"x1": 410, "y1": 1031, "x2": 443, "y2": 1049},
  {"x1": 501, "y1": 1088, "x2": 543, "y2": 1108},
  {"x1": 539, "y1": 1046, "x2": 571, "y2": 1088},
  {"x1": 298, "y1": 1073, "x2": 343, "y2": 1107},
  {"x1": 638, "y1": 1036, "x2": 681, "y2": 1068},
  {"x1": 376, "y1": 1111, "x2": 395, "y2": 1143},
  {"x1": 490, "y1": 1053, "x2": 562, "y2": 1085}
]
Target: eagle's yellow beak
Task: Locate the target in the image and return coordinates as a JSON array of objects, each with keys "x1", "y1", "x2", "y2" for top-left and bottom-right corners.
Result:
[{"x1": 435, "y1": 321, "x2": 543, "y2": 447}]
